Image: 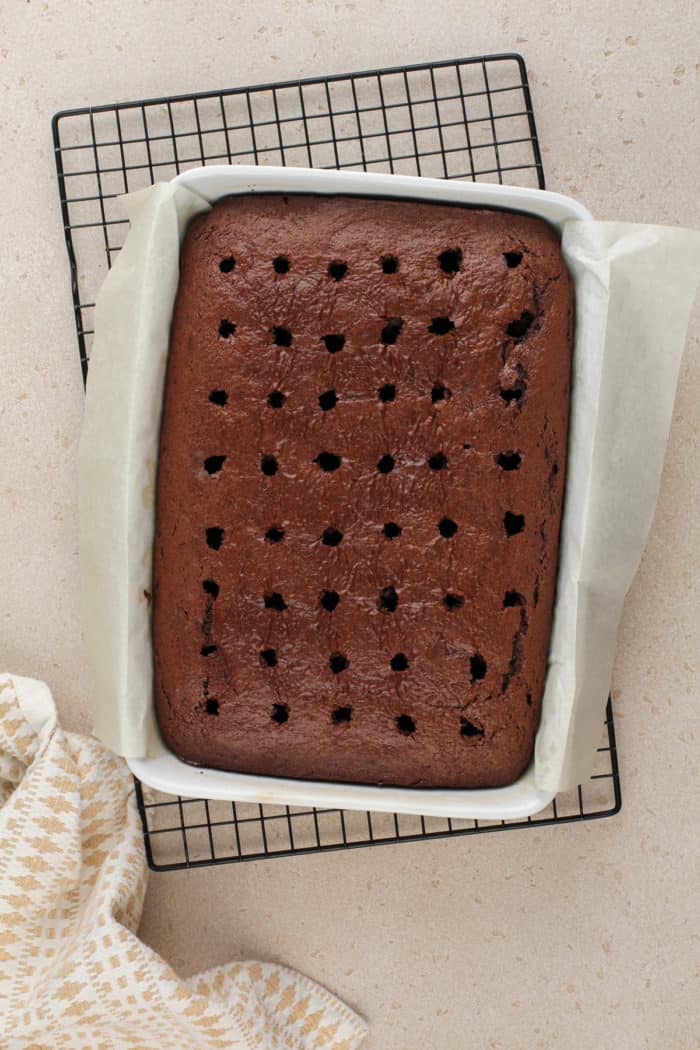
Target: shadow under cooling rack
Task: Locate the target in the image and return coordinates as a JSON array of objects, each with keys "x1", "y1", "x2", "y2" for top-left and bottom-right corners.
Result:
[{"x1": 53, "y1": 52, "x2": 620, "y2": 871}]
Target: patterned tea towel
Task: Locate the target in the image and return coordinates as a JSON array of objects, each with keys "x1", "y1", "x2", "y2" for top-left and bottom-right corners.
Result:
[{"x1": 0, "y1": 673, "x2": 367, "y2": 1050}]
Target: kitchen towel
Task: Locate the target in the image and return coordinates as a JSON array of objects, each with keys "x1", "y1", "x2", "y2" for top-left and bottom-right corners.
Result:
[{"x1": 0, "y1": 672, "x2": 367, "y2": 1050}]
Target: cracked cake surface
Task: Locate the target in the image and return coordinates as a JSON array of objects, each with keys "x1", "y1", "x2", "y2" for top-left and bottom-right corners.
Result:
[{"x1": 152, "y1": 193, "x2": 573, "y2": 787}]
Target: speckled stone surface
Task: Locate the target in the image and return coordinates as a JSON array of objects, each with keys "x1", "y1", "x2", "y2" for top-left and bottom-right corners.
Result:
[
  {"x1": 154, "y1": 195, "x2": 572, "y2": 786},
  {"x1": 1, "y1": 3, "x2": 698, "y2": 1048}
]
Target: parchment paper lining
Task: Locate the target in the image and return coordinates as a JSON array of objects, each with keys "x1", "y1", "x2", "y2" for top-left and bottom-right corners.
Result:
[{"x1": 78, "y1": 180, "x2": 700, "y2": 793}]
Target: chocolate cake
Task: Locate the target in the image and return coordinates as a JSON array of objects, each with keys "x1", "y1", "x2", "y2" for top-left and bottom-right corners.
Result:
[{"x1": 152, "y1": 193, "x2": 573, "y2": 788}]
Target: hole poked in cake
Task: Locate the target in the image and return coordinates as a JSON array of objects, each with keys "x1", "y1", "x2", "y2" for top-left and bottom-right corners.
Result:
[
  {"x1": 209, "y1": 389, "x2": 228, "y2": 406},
  {"x1": 504, "y1": 511, "x2": 525, "y2": 536},
  {"x1": 204, "y1": 455, "x2": 226, "y2": 475},
  {"x1": 506, "y1": 310, "x2": 535, "y2": 340},
  {"x1": 273, "y1": 255, "x2": 290, "y2": 273},
  {"x1": 202, "y1": 579, "x2": 219, "y2": 598},
  {"x1": 200, "y1": 644, "x2": 218, "y2": 657},
  {"x1": 500, "y1": 385, "x2": 524, "y2": 406},
  {"x1": 260, "y1": 648, "x2": 277, "y2": 667},
  {"x1": 329, "y1": 652, "x2": 349, "y2": 674},
  {"x1": 381, "y1": 317, "x2": 404, "y2": 344},
  {"x1": 219, "y1": 256, "x2": 235, "y2": 273},
  {"x1": 428, "y1": 316, "x2": 455, "y2": 335},
  {"x1": 323, "y1": 333, "x2": 345, "y2": 354},
  {"x1": 272, "y1": 325, "x2": 293, "y2": 347},
  {"x1": 460, "y1": 716, "x2": 484, "y2": 737},
  {"x1": 428, "y1": 452, "x2": 448, "y2": 471},
  {"x1": 206, "y1": 527, "x2": 224, "y2": 550},
  {"x1": 332, "y1": 705, "x2": 352, "y2": 724},
  {"x1": 383, "y1": 521, "x2": 402, "y2": 540},
  {"x1": 264, "y1": 591, "x2": 288, "y2": 611},
  {"x1": 443, "y1": 592, "x2": 464, "y2": 611},
  {"x1": 265, "y1": 525, "x2": 285, "y2": 543},
  {"x1": 526, "y1": 690, "x2": 533, "y2": 706},
  {"x1": 503, "y1": 590, "x2": 525, "y2": 607},
  {"x1": 378, "y1": 383, "x2": 396, "y2": 403},
  {"x1": 320, "y1": 589, "x2": 340, "y2": 612},
  {"x1": 261, "y1": 454, "x2": 278, "y2": 476},
  {"x1": 378, "y1": 585, "x2": 399, "y2": 612},
  {"x1": 381, "y1": 254, "x2": 399, "y2": 274},
  {"x1": 496, "y1": 451, "x2": 522, "y2": 471},
  {"x1": 267, "y1": 390, "x2": 286, "y2": 409},
  {"x1": 271, "y1": 703, "x2": 289, "y2": 724},
  {"x1": 470, "y1": 653, "x2": 487, "y2": 681},
  {"x1": 500, "y1": 363, "x2": 528, "y2": 406},
  {"x1": 377, "y1": 453, "x2": 395, "y2": 474},
  {"x1": 219, "y1": 319, "x2": 236, "y2": 339},
  {"x1": 438, "y1": 517, "x2": 458, "y2": 538},
  {"x1": 322, "y1": 527, "x2": 343, "y2": 547},
  {"x1": 396, "y1": 713, "x2": 416, "y2": 734},
  {"x1": 205, "y1": 698, "x2": 220, "y2": 715},
  {"x1": 390, "y1": 652, "x2": 409, "y2": 672},
  {"x1": 314, "y1": 451, "x2": 342, "y2": 472},
  {"x1": 431, "y1": 383, "x2": 451, "y2": 403},
  {"x1": 504, "y1": 251, "x2": 523, "y2": 268},
  {"x1": 438, "y1": 247, "x2": 462, "y2": 273},
  {"x1": 328, "y1": 260, "x2": 348, "y2": 280},
  {"x1": 318, "y1": 389, "x2": 337, "y2": 411}
]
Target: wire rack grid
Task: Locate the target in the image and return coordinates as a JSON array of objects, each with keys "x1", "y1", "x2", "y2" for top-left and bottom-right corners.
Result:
[{"x1": 53, "y1": 52, "x2": 620, "y2": 871}]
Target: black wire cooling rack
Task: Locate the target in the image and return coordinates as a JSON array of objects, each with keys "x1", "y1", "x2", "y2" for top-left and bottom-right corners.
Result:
[{"x1": 53, "y1": 52, "x2": 621, "y2": 871}]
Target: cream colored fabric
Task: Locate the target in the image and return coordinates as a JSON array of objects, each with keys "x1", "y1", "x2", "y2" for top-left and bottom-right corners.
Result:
[{"x1": 0, "y1": 673, "x2": 367, "y2": 1050}]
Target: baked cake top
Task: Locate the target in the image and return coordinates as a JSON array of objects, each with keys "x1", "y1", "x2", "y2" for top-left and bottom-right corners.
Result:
[{"x1": 153, "y1": 193, "x2": 573, "y2": 788}]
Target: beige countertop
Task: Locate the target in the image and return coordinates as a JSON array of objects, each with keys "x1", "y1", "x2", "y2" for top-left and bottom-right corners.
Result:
[{"x1": 2, "y1": 3, "x2": 698, "y2": 1048}]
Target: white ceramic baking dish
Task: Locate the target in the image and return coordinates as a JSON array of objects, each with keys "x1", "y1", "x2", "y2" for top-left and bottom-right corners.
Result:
[{"x1": 128, "y1": 164, "x2": 592, "y2": 820}]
